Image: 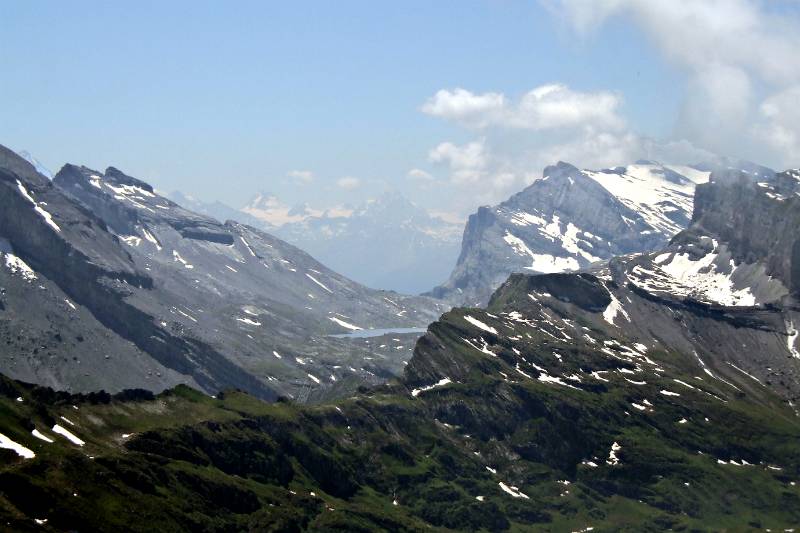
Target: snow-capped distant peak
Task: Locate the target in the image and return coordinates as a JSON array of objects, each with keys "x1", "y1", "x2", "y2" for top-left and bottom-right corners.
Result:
[
  {"x1": 241, "y1": 193, "x2": 322, "y2": 226},
  {"x1": 270, "y1": 190, "x2": 463, "y2": 292},
  {"x1": 16, "y1": 150, "x2": 53, "y2": 179}
]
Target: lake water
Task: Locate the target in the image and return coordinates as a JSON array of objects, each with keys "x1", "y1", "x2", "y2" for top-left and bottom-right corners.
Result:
[{"x1": 330, "y1": 327, "x2": 428, "y2": 339}]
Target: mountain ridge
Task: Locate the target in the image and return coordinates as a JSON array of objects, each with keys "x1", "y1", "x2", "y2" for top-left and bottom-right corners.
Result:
[
  {"x1": 0, "y1": 145, "x2": 446, "y2": 402},
  {"x1": 0, "y1": 149, "x2": 799, "y2": 530},
  {"x1": 429, "y1": 159, "x2": 776, "y2": 306}
]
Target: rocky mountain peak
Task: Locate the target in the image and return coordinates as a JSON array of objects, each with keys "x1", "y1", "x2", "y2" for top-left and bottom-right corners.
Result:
[
  {"x1": 430, "y1": 160, "x2": 708, "y2": 305},
  {"x1": 104, "y1": 166, "x2": 155, "y2": 192},
  {"x1": 544, "y1": 160, "x2": 580, "y2": 174},
  {"x1": 0, "y1": 145, "x2": 49, "y2": 185}
]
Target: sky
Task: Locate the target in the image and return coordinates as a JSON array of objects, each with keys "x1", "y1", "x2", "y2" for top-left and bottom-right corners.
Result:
[{"x1": 2, "y1": 1, "x2": 800, "y2": 218}]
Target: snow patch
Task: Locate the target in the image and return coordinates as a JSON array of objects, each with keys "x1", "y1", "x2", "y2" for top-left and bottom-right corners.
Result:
[
  {"x1": 503, "y1": 231, "x2": 580, "y2": 273},
  {"x1": 52, "y1": 424, "x2": 84, "y2": 446},
  {"x1": 306, "y1": 273, "x2": 333, "y2": 293},
  {"x1": 172, "y1": 250, "x2": 194, "y2": 269},
  {"x1": 240, "y1": 236, "x2": 256, "y2": 257},
  {"x1": 726, "y1": 362, "x2": 764, "y2": 385},
  {"x1": 31, "y1": 429, "x2": 53, "y2": 443},
  {"x1": 673, "y1": 379, "x2": 698, "y2": 390},
  {"x1": 411, "y1": 377, "x2": 452, "y2": 397},
  {"x1": 602, "y1": 291, "x2": 630, "y2": 326},
  {"x1": 787, "y1": 320, "x2": 800, "y2": 359},
  {"x1": 498, "y1": 482, "x2": 529, "y2": 499},
  {"x1": 584, "y1": 164, "x2": 697, "y2": 236},
  {"x1": 16, "y1": 180, "x2": 61, "y2": 233},
  {"x1": 606, "y1": 441, "x2": 621, "y2": 465},
  {"x1": 120, "y1": 235, "x2": 142, "y2": 247},
  {"x1": 328, "y1": 316, "x2": 361, "y2": 331},
  {"x1": 464, "y1": 315, "x2": 498, "y2": 335},
  {"x1": 3, "y1": 252, "x2": 37, "y2": 282},
  {"x1": 630, "y1": 240, "x2": 767, "y2": 307},
  {"x1": 0, "y1": 432, "x2": 35, "y2": 459},
  {"x1": 142, "y1": 228, "x2": 162, "y2": 250}
]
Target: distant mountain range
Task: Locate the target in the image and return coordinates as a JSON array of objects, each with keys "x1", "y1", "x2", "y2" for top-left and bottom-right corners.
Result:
[
  {"x1": 168, "y1": 189, "x2": 464, "y2": 294},
  {"x1": 168, "y1": 190, "x2": 268, "y2": 229},
  {"x1": 271, "y1": 191, "x2": 463, "y2": 295},
  {"x1": 241, "y1": 192, "x2": 353, "y2": 227},
  {"x1": 15, "y1": 149, "x2": 52, "y2": 179}
]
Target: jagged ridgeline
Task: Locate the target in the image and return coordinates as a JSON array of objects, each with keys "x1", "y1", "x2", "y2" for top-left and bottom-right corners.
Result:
[
  {"x1": 0, "y1": 146, "x2": 799, "y2": 531},
  {"x1": 0, "y1": 145, "x2": 447, "y2": 402},
  {"x1": 0, "y1": 167, "x2": 798, "y2": 530},
  {"x1": 430, "y1": 159, "x2": 775, "y2": 307}
]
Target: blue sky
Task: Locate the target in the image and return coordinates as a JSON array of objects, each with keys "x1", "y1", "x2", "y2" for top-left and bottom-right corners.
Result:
[{"x1": 2, "y1": 1, "x2": 798, "y2": 215}]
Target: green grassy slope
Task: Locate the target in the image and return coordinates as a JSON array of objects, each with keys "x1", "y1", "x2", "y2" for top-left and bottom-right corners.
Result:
[{"x1": 0, "y1": 277, "x2": 798, "y2": 531}]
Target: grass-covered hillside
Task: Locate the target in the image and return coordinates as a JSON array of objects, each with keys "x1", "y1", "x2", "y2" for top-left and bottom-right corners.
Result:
[{"x1": 0, "y1": 272, "x2": 798, "y2": 531}]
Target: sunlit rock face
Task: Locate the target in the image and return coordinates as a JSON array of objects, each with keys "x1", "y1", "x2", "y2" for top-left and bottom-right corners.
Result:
[{"x1": 430, "y1": 160, "x2": 718, "y2": 306}]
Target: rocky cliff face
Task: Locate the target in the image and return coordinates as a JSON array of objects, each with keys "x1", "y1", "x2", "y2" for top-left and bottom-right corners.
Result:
[
  {"x1": 415, "y1": 164, "x2": 800, "y2": 408},
  {"x1": 430, "y1": 161, "x2": 714, "y2": 306},
  {"x1": 613, "y1": 167, "x2": 800, "y2": 311},
  {"x1": 691, "y1": 168, "x2": 800, "y2": 294},
  {"x1": 0, "y1": 146, "x2": 446, "y2": 401}
]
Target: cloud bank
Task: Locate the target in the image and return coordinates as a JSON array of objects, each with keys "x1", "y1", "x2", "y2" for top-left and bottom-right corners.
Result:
[
  {"x1": 548, "y1": 0, "x2": 800, "y2": 168},
  {"x1": 336, "y1": 176, "x2": 361, "y2": 190},
  {"x1": 423, "y1": 85, "x2": 625, "y2": 132},
  {"x1": 287, "y1": 170, "x2": 314, "y2": 184},
  {"x1": 415, "y1": 1, "x2": 799, "y2": 211},
  {"x1": 419, "y1": 84, "x2": 711, "y2": 209}
]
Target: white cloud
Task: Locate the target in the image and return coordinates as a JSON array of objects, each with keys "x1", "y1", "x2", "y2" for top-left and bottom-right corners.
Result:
[
  {"x1": 422, "y1": 84, "x2": 624, "y2": 131},
  {"x1": 428, "y1": 140, "x2": 488, "y2": 184},
  {"x1": 336, "y1": 176, "x2": 361, "y2": 190},
  {"x1": 429, "y1": 209, "x2": 467, "y2": 225},
  {"x1": 513, "y1": 84, "x2": 624, "y2": 130},
  {"x1": 419, "y1": 83, "x2": 641, "y2": 207},
  {"x1": 287, "y1": 170, "x2": 314, "y2": 183},
  {"x1": 546, "y1": 0, "x2": 800, "y2": 167},
  {"x1": 420, "y1": 80, "x2": 702, "y2": 206},
  {"x1": 551, "y1": 0, "x2": 800, "y2": 84},
  {"x1": 754, "y1": 85, "x2": 800, "y2": 159},
  {"x1": 407, "y1": 168, "x2": 435, "y2": 180},
  {"x1": 421, "y1": 88, "x2": 505, "y2": 128},
  {"x1": 422, "y1": 94, "x2": 713, "y2": 209}
]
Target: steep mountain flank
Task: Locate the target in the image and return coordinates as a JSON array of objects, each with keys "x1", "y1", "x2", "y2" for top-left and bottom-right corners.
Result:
[
  {"x1": 0, "y1": 148, "x2": 274, "y2": 400},
  {"x1": 431, "y1": 161, "x2": 720, "y2": 306},
  {"x1": 690, "y1": 168, "x2": 800, "y2": 294},
  {"x1": 0, "y1": 146, "x2": 445, "y2": 401}
]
